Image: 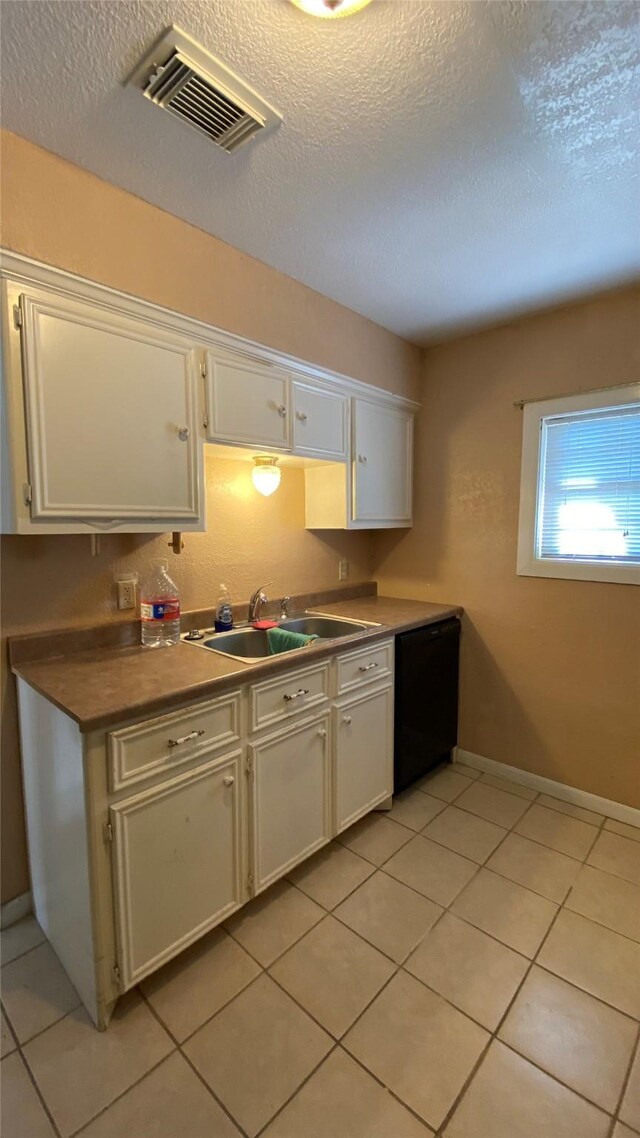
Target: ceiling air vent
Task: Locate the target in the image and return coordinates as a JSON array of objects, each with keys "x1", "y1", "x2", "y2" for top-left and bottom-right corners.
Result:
[{"x1": 128, "y1": 26, "x2": 282, "y2": 154}]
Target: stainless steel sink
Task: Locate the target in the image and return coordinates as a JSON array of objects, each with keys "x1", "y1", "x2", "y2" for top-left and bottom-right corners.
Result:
[
  {"x1": 279, "y1": 616, "x2": 373, "y2": 638},
  {"x1": 182, "y1": 612, "x2": 380, "y2": 663},
  {"x1": 202, "y1": 629, "x2": 272, "y2": 659}
]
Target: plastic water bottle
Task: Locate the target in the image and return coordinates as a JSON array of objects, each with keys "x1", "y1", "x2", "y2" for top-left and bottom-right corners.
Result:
[{"x1": 140, "y1": 560, "x2": 181, "y2": 647}]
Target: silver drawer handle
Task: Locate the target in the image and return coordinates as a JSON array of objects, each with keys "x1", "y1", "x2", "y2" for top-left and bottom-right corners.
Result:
[
  {"x1": 358, "y1": 454, "x2": 367, "y2": 463},
  {"x1": 317, "y1": 728, "x2": 327, "y2": 739},
  {"x1": 358, "y1": 662, "x2": 379, "y2": 672},
  {"x1": 277, "y1": 404, "x2": 287, "y2": 417},
  {"x1": 283, "y1": 688, "x2": 310, "y2": 702},
  {"x1": 178, "y1": 426, "x2": 190, "y2": 441},
  {"x1": 223, "y1": 775, "x2": 235, "y2": 787},
  {"x1": 342, "y1": 715, "x2": 352, "y2": 725},
  {"x1": 167, "y1": 729, "x2": 205, "y2": 748},
  {"x1": 296, "y1": 411, "x2": 308, "y2": 422}
]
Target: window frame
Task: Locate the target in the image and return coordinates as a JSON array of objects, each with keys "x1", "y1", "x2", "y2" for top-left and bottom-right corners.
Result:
[{"x1": 516, "y1": 384, "x2": 640, "y2": 586}]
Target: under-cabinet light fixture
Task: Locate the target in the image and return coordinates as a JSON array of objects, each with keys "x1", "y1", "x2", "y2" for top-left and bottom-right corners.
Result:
[
  {"x1": 290, "y1": 0, "x2": 372, "y2": 18},
  {"x1": 252, "y1": 456, "x2": 281, "y2": 496}
]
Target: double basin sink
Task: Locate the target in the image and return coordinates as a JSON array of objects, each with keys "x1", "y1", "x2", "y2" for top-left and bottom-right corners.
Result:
[{"x1": 183, "y1": 613, "x2": 379, "y2": 663}]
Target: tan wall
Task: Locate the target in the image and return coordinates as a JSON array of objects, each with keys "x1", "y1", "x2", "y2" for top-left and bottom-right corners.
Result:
[
  {"x1": 375, "y1": 287, "x2": 640, "y2": 809},
  {"x1": 0, "y1": 131, "x2": 421, "y2": 402},
  {"x1": 0, "y1": 132, "x2": 418, "y2": 903},
  {"x1": 1, "y1": 455, "x2": 374, "y2": 903}
]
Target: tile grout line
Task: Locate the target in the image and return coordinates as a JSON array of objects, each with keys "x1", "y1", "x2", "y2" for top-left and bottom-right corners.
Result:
[
  {"x1": 0, "y1": 934, "x2": 48, "y2": 970},
  {"x1": 610, "y1": 1023, "x2": 640, "y2": 1136},
  {"x1": 439, "y1": 844, "x2": 640, "y2": 1131},
  {"x1": 0, "y1": 996, "x2": 20, "y2": 1054},
  {"x1": 0, "y1": 933, "x2": 46, "y2": 969},
  {"x1": 3, "y1": 767, "x2": 637, "y2": 1138},
  {"x1": 256, "y1": 789, "x2": 617, "y2": 1132},
  {"x1": 66, "y1": 1050, "x2": 181, "y2": 1138},
  {"x1": 411, "y1": 783, "x2": 638, "y2": 1133},
  {"x1": 253, "y1": 948, "x2": 437, "y2": 1136},
  {"x1": 251, "y1": 1040, "x2": 345, "y2": 1138},
  {"x1": 418, "y1": 772, "x2": 624, "y2": 845},
  {"x1": 433, "y1": 902, "x2": 578, "y2": 1137},
  {"x1": 1, "y1": 989, "x2": 66, "y2": 1138},
  {"x1": 1, "y1": 998, "x2": 84, "y2": 1053},
  {"x1": 13, "y1": 1040, "x2": 65, "y2": 1138},
  {"x1": 139, "y1": 990, "x2": 254, "y2": 1138}
]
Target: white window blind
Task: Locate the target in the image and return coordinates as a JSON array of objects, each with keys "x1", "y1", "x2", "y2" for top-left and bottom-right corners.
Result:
[{"x1": 536, "y1": 404, "x2": 640, "y2": 565}]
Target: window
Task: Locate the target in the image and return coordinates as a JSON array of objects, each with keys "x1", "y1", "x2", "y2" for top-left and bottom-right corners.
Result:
[{"x1": 517, "y1": 385, "x2": 640, "y2": 585}]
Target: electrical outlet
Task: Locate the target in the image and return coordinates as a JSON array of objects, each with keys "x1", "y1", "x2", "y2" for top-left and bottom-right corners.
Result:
[
  {"x1": 338, "y1": 559, "x2": 349, "y2": 581},
  {"x1": 116, "y1": 577, "x2": 137, "y2": 610}
]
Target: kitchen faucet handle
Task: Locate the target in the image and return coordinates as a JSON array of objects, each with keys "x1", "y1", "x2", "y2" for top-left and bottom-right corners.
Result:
[
  {"x1": 248, "y1": 581, "x2": 273, "y2": 622},
  {"x1": 280, "y1": 595, "x2": 291, "y2": 618}
]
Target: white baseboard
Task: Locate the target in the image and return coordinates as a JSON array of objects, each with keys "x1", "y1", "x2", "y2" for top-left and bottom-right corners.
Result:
[
  {"x1": 0, "y1": 891, "x2": 33, "y2": 929},
  {"x1": 455, "y1": 749, "x2": 640, "y2": 828}
]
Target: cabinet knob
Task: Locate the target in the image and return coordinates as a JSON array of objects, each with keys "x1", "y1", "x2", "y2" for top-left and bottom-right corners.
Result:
[
  {"x1": 296, "y1": 411, "x2": 308, "y2": 423},
  {"x1": 317, "y1": 728, "x2": 327, "y2": 739},
  {"x1": 223, "y1": 775, "x2": 235, "y2": 787},
  {"x1": 277, "y1": 404, "x2": 287, "y2": 418},
  {"x1": 178, "y1": 426, "x2": 190, "y2": 441},
  {"x1": 342, "y1": 715, "x2": 352, "y2": 725},
  {"x1": 358, "y1": 454, "x2": 367, "y2": 464}
]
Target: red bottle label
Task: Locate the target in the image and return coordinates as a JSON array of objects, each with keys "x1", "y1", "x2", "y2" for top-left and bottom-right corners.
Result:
[{"x1": 140, "y1": 599, "x2": 180, "y2": 622}]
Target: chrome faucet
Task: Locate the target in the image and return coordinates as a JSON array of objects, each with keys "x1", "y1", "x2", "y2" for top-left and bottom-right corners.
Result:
[
  {"x1": 280, "y1": 596, "x2": 291, "y2": 620},
  {"x1": 248, "y1": 582, "x2": 271, "y2": 623}
]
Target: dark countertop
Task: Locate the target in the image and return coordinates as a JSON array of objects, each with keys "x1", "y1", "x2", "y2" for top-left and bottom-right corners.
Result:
[{"x1": 11, "y1": 596, "x2": 461, "y2": 733}]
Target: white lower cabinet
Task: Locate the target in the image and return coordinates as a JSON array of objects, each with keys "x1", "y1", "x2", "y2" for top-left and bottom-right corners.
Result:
[
  {"x1": 249, "y1": 711, "x2": 332, "y2": 893},
  {"x1": 334, "y1": 684, "x2": 394, "y2": 832},
  {"x1": 16, "y1": 638, "x2": 395, "y2": 1028},
  {"x1": 110, "y1": 749, "x2": 245, "y2": 989}
]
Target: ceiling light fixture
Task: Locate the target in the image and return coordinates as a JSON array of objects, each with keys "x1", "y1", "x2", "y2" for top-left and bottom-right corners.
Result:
[
  {"x1": 251, "y1": 456, "x2": 281, "y2": 496},
  {"x1": 290, "y1": 0, "x2": 373, "y2": 18}
]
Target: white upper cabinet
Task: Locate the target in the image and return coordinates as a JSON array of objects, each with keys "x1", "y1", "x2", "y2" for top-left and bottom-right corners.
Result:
[
  {"x1": 292, "y1": 380, "x2": 348, "y2": 460},
  {"x1": 205, "y1": 349, "x2": 291, "y2": 451},
  {"x1": 305, "y1": 397, "x2": 414, "y2": 529},
  {"x1": 1, "y1": 255, "x2": 418, "y2": 534},
  {"x1": 352, "y1": 399, "x2": 413, "y2": 525},
  {"x1": 9, "y1": 288, "x2": 203, "y2": 528}
]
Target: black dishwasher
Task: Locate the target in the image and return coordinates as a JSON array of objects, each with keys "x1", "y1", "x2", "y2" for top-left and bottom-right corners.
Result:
[{"x1": 394, "y1": 618, "x2": 460, "y2": 793}]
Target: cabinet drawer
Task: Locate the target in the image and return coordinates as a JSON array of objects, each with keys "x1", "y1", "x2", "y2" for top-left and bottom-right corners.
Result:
[
  {"x1": 250, "y1": 662, "x2": 329, "y2": 734},
  {"x1": 109, "y1": 692, "x2": 241, "y2": 791},
  {"x1": 336, "y1": 639, "x2": 393, "y2": 695}
]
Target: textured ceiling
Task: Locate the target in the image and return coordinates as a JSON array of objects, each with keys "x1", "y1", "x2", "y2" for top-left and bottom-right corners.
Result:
[{"x1": 1, "y1": 0, "x2": 638, "y2": 342}]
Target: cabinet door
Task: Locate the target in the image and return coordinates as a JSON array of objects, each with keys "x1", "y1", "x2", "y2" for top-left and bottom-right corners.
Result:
[
  {"x1": 334, "y1": 685, "x2": 394, "y2": 833},
  {"x1": 19, "y1": 291, "x2": 202, "y2": 523},
  {"x1": 293, "y1": 381, "x2": 348, "y2": 460},
  {"x1": 352, "y1": 399, "x2": 413, "y2": 525},
  {"x1": 206, "y1": 350, "x2": 291, "y2": 450},
  {"x1": 250, "y1": 713, "x2": 331, "y2": 893},
  {"x1": 110, "y1": 751, "x2": 245, "y2": 989}
]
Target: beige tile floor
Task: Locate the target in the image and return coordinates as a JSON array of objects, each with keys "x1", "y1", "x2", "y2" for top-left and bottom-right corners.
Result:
[{"x1": 2, "y1": 760, "x2": 640, "y2": 1138}]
